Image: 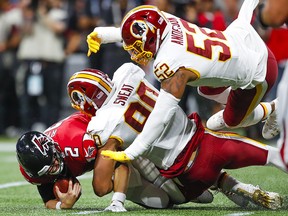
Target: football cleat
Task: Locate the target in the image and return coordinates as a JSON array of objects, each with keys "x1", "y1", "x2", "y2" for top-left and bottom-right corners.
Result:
[
  {"x1": 235, "y1": 184, "x2": 283, "y2": 210},
  {"x1": 221, "y1": 190, "x2": 249, "y2": 208},
  {"x1": 206, "y1": 110, "x2": 226, "y2": 130},
  {"x1": 210, "y1": 186, "x2": 249, "y2": 208},
  {"x1": 262, "y1": 99, "x2": 280, "y2": 139},
  {"x1": 104, "y1": 200, "x2": 127, "y2": 212}
]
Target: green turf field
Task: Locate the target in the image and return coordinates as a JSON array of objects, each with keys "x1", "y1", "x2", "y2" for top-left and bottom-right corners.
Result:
[{"x1": 1, "y1": 141, "x2": 288, "y2": 216}]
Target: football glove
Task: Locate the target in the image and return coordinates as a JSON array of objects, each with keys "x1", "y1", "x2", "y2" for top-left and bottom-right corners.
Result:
[
  {"x1": 101, "y1": 150, "x2": 131, "y2": 162},
  {"x1": 86, "y1": 31, "x2": 101, "y2": 57}
]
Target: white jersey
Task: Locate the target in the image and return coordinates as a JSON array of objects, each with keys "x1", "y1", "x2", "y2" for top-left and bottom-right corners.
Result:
[
  {"x1": 154, "y1": 0, "x2": 267, "y2": 90},
  {"x1": 87, "y1": 63, "x2": 197, "y2": 169}
]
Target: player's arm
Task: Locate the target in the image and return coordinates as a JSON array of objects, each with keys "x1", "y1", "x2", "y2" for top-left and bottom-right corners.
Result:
[
  {"x1": 87, "y1": 27, "x2": 122, "y2": 56},
  {"x1": 259, "y1": 0, "x2": 288, "y2": 27},
  {"x1": 93, "y1": 137, "x2": 126, "y2": 196}
]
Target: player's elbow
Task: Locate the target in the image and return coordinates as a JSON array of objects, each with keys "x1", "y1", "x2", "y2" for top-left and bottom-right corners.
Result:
[{"x1": 92, "y1": 180, "x2": 112, "y2": 197}]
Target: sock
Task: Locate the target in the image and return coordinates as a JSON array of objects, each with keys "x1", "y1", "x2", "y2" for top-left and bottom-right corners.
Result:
[{"x1": 239, "y1": 102, "x2": 272, "y2": 127}]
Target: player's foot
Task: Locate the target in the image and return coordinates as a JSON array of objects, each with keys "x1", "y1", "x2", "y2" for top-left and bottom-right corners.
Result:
[
  {"x1": 262, "y1": 99, "x2": 280, "y2": 139},
  {"x1": 104, "y1": 200, "x2": 127, "y2": 212},
  {"x1": 210, "y1": 185, "x2": 249, "y2": 208},
  {"x1": 234, "y1": 184, "x2": 282, "y2": 210},
  {"x1": 206, "y1": 110, "x2": 226, "y2": 130},
  {"x1": 221, "y1": 190, "x2": 249, "y2": 207}
]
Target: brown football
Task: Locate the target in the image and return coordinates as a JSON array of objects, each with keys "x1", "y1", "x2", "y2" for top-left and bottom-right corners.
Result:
[{"x1": 53, "y1": 178, "x2": 80, "y2": 199}]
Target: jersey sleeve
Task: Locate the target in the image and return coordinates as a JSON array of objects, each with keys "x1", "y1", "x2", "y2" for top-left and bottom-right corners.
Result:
[{"x1": 87, "y1": 108, "x2": 118, "y2": 148}]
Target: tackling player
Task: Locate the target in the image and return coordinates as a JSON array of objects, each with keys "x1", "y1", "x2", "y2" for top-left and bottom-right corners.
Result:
[
  {"x1": 86, "y1": 0, "x2": 279, "y2": 143},
  {"x1": 68, "y1": 63, "x2": 283, "y2": 210}
]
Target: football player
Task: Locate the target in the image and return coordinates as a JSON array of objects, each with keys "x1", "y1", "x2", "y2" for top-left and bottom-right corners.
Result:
[
  {"x1": 258, "y1": 0, "x2": 288, "y2": 170},
  {"x1": 86, "y1": 0, "x2": 280, "y2": 140},
  {"x1": 68, "y1": 63, "x2": 283, "y2": 210},
  {"x1": 16, "y1": 113, "x2": 178, "y2": 211}
]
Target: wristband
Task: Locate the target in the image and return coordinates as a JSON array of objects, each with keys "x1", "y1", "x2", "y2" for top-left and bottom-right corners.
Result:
[{"x1": 55, "y1": 201, "x2": 62, "y2": 210}]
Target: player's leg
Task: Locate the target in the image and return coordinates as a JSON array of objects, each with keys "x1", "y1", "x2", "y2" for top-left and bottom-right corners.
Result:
[
  {"x1": 197, "y1": 86, "x2": 230, "y2": 105},
  {"x1": 126, "y1": 164, "x2": 170, "y2": 209},
  {"x1": 207, "y1": 48, "x2": 278, "y2": 131},
  {"x1": 188, "y1": 130, "x2": 282, "y2": 209}
]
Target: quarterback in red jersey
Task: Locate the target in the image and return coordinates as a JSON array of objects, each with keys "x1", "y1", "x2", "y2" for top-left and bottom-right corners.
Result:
[{"x1": 17, "y1": 112, "x2": 174, "y2": 211}]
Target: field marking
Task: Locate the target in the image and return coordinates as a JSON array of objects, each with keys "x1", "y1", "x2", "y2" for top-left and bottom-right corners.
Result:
[
  {"x1": 226, "y1": 213, "x2": 253, "y2": 216},
  {"x1": 73, "y1": 210, "x2": 104, "y2": 214},
  {"x1": 0, "y1": 181, "x2": 29, "y2": 189},
  {"x1": 0, "y1": 173, "x2": 93, "y2": 189},
  {"x1": 0, "y1": 143, "x2": 16, "y2": 152}
]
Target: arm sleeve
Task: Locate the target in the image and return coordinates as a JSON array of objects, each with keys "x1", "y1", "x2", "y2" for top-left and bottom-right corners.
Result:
[
  {"x1": 94, "y1": 27, "x2": 122, "y2": 44},
  {"x1": 124, "y1": 89, "x2": 180, "y2": 159},
  {"x1": 37, "y1": 183, "x2": 56, "y2": 203}
]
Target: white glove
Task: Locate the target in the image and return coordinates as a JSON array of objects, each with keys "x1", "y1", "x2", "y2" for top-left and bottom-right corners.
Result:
[{"x1": 104, "y1": 200, "x2": 127, "y2": 212}]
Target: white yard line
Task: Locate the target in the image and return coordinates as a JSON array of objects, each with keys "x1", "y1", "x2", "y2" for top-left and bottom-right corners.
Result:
[
  {"x1": 225, "y1": 213, "x2": 253, "y2": 216},
  {"x1": 0, "y1": 143, "x2": 16, "y2": 152},
  {"x1": 0, "y1": 173, "x2": 93, "y2": 189}
]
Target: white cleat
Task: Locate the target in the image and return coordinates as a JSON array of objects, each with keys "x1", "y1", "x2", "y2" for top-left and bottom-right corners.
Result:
[
  {"x1": 235, "y1": 184, "x2": 282, "y2": 210},
  {"x1": 206, "y1": 110, "x2": 226, "y2": 130},
  {"x1": 262, "y1": 110, "x2": 280, "y2": 139},
  {"x1": 104, "y1": 201, "x2": 127, "y2": 212}
]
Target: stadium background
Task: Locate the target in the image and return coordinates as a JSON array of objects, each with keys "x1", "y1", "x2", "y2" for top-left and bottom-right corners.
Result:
[{"x1": 0, "y1": 0, "x2": 288, "y2": 215}]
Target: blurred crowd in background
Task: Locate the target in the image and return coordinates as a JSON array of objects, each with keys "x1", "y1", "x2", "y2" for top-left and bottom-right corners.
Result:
[{"x1": 0, "y1": 0, "x2": 287, "y2": 139}]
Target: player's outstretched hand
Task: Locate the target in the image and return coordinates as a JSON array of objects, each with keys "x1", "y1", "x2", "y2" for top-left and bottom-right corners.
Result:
[
  {"x1": 86, "y1": 31, "x2": 101, "y2": 57},
  {"x1": 101, "y1": 150, "x2": 131, "y2": 162}
]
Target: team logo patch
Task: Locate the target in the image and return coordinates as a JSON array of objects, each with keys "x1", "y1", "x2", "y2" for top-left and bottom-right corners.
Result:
[
  {"x1": 131, "y1": 21, "x2": 148, "y2": 38},
  {"x1": 71, "y1": 90, "x2": 86, "y2": 106},
  {"x1": 31, "y1": 134, "x2": 51, "y2": 156}
]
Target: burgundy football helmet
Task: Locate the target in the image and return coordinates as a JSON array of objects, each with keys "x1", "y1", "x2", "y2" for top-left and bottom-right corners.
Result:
[
  {"x1": 67, "y1": 69, "x2": 113, "y2": 116},
  {"x1": 121, "y1": 5, "x2": 170, "y2": 65}
]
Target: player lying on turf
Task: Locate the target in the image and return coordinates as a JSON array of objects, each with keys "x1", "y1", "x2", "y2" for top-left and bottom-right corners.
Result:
[
  {"x1": 86, "y1": 0, "x2": 280, "y2": 140},
  {"x1": 16, "y1": 112, "x2": 256, "y2": 211},
  {"x1": 67, "y1": 63, "x2": 283, "y2": 210},
  {"x1": 16, "y1": 113, "x2": 194, "y2": 211}
]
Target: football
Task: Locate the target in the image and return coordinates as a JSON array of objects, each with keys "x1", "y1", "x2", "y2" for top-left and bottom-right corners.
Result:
[{"x1": 53, "y1": 177, "x2": 80, "y2": 199}]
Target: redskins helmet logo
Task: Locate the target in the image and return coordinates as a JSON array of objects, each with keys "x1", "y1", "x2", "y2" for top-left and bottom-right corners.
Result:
[
  {"x1": 131, "y1": 21, "x2": 147, "y2": 38},
  {"x1": 71, "y1": 90, "x2": 86, "y2": 106}
]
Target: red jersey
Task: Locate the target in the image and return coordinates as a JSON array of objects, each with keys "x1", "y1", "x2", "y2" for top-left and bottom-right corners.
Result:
[{"x1": 19, "y1": 112, "x2": 96, "y2": 185}]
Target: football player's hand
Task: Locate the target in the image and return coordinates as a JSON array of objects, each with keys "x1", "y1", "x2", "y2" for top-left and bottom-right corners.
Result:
[
  {"x1": 55, "y1": 179, "x2": 82, "y2": 209},
  {"x1": 101, "y1": 150, "x2": 131, "y2": 162},
  {"x1": 86, "y1": 31, "x2": 101, "y2": 57}
]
